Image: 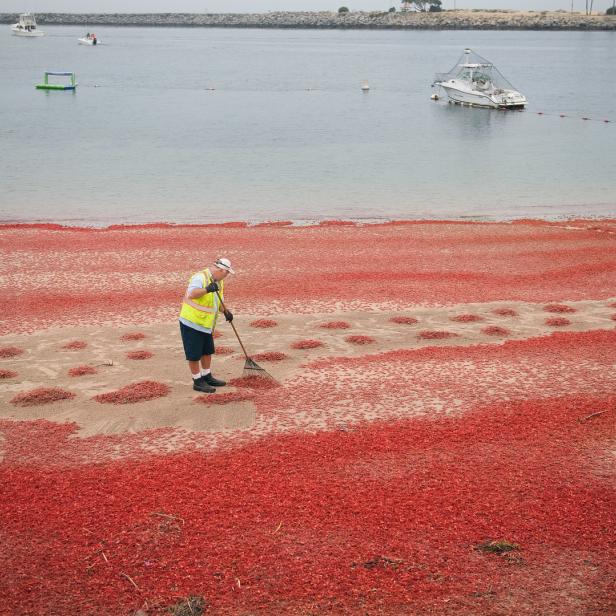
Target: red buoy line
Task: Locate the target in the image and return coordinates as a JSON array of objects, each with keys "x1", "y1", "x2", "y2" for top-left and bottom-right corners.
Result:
[{"x1": 525, "y1": 109, "x2": 613, "y2": 123}]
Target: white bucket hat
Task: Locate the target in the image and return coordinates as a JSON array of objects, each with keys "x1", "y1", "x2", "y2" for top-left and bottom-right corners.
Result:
[{"x1": 214, "y1": 257, "x2": 235, "y2": 274}]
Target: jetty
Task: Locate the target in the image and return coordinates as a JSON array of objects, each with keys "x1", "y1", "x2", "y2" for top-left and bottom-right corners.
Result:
[{"x1": 1, "y1": 11, "x2": 615, "y2": 30}]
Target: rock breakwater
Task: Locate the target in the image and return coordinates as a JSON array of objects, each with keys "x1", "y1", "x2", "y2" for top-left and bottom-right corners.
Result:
[{"x1": 1, "y1": 11, "x2": 615, "y2": 30}]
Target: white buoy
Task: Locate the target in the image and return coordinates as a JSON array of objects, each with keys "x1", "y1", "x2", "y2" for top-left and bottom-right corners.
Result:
[
  {"x1": 430, "y1": 93, "x2": 439, "y2": 101},
  {"x1": 361, "y1": 80, "x2": 370, "y2": 92}
]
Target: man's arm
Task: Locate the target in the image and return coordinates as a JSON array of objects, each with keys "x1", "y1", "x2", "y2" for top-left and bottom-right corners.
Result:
[
  {"x1": 188, "y1": 287, "x2": 208, "y2": 299},
  {"x1": 186, "y1": 276, "x2": 219, "y2": 299}
]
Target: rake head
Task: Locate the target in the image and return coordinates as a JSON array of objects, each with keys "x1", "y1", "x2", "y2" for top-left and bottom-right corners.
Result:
[{"x1": 242, "y1": 357, "x2": 276, "y2": 381}]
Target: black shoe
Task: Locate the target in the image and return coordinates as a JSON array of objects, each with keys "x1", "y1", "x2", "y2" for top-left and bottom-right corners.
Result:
[
  {"x1": 202, "y1": 373, "x2": 226, "y2": 387},
  {"x1": 193, "y1": 377, "x2": 216, "y2": 393}
]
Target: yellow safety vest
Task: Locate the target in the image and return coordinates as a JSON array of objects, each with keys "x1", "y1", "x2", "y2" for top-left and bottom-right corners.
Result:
[{"x1": 179, "y1": 268, "x2": 225, "y2": 330}]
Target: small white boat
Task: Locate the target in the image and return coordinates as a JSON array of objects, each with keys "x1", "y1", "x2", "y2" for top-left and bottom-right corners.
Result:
[
  {"x1": 11, "y1": 13, "x2": 45, "y2": 37},
  {"x1": 432, "y1": 49, "x2": 527, "y2": 110},
  {"x1": 78, "y1": 32, "x2": 99, "y2": 46}
]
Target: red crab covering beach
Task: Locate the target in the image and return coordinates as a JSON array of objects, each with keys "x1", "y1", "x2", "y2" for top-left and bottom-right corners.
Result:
[
  {"x1": 0, "y1": 220, "x2": 615, "y2": 615},
  {"x1": 0, "y1": 220, "x2": 614, "y2": 334}
]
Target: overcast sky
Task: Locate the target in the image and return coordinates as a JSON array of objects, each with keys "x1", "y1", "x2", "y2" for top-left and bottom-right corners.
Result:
[{"x1": 3, "y1": 1, "x2": 607, "y2": 14}]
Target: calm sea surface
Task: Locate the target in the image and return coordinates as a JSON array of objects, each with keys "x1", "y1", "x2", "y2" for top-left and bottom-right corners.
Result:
[{"x1": 1, "y1": 26, "x2": 615, "y2": 225}]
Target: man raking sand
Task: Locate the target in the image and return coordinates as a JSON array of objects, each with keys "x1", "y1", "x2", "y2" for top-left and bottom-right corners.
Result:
[{"x1": 179, "y1": 258, "x2": 235, "y2": 393}]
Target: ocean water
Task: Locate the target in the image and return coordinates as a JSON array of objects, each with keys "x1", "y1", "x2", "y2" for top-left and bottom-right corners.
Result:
[{"x1": 1, "y1": 25, "x2": 615, "y2": 225}]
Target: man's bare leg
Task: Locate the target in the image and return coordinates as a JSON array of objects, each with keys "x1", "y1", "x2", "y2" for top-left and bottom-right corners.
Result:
[
  {"x1": 188, "y1": 360, "x2": 201, "y2": 378},
  {"x1": 200, "y1": 355, "x2": 212, "y2": 374}
]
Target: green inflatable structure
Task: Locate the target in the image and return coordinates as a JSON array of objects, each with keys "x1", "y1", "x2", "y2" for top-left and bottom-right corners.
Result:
[{"x1": 36, "y1": 72, "x2": 77, "y2": 91}]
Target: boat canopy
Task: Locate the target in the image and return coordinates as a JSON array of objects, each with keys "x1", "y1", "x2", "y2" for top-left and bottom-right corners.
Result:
[
  {"x1": 19, "y1": 13, "x2": 37, "y2": 25},
  {"x1": 434, "y1": 48, "x2": 520, "y2": 92}
]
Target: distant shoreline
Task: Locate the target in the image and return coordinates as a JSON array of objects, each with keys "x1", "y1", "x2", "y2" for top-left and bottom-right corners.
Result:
[{"x1": 2, "y1": 11, "x2": 616, "y2": 31}]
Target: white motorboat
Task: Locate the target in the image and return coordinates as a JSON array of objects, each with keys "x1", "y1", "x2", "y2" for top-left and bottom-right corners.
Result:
[
  {"x1": 432, "y1": 49, "x2": 527, "y2": 110},
  {"x1": 78, "y1": 32, "x2": 99, "y2": 45},
  {"x1": 11, "y1": 13, "x2": 45, "y2": 37}
]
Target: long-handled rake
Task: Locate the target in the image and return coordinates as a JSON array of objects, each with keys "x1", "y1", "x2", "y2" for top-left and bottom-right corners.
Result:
[{"x1": 215, "y1": 291, "x2": 275, "y2": 381}]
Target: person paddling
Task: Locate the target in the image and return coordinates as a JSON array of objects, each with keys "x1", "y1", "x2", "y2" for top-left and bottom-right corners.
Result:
[{"x1": 179, "y1": 258, "x2": 234, "y2": 393}]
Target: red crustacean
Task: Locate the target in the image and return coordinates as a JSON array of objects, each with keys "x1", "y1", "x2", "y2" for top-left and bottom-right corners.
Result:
[
  {"x1": 0, "y1": 346, "x2": 23, "y2": 358},
  {"x1": 345, "y1": 335, "x2": 375, "y2": 345},
  {"x1": 418, "y1": 330, "x2": 458, "y2": 340},
  {"x1": 61, "y1": 341, "x2": 87, "y2": 351},
  {"x1": 251, "y1": 351, "x2": 288, "y2": 361},
  {"x1": 11, "y1": 387, "x2": 75, "y2": 406},
  {"x1": 120, "y1": 332, "x2": 146, "y2": 342},
  {"x1": 249, "y1": 319, "x2": 278, "y2": 328},
  {"x1": 546, "y1": 317, "x2": 571, "y2": 327},
  {"x1": 1, "y1": 222, "x2": 613, "y2": 335},
  {"x1": 544, "y1": 304, "x2": 577, "y2": 313},
  {"x1": 319, "y1": 321, "x2": 351, "y2": 329},
  {"x1": 93, "y1": 381, "x2": 170, "y2": 404},
  {"x1": 0, "y1": 222, "x2": 615, "y2": 614},
  {"x1": 194, "y1": 390, "x2": 256, "y2": 405},
  {"x1": 318, "y1": 219, "x2": 356, "y2": 226},
  {"x1": 389, "y1": 316, "x2": 419, "y2": 325},
  {"x1": 492, "y1": 308, "x2": 519, "y2": 317},
  {"x1": 253, "y1": 221, "x2": 293, "y2": 228},
  {"x1": 228, "y1": 376, "x2": 279, "y2": 390},
  {"x1": 482, "y1": 326, "x2": 511, "y2": 337},
  {"x1": 68, "y1": 365, "x2": 97, "y2": 377},
  {"x1": 291, "y1": 339, "x2": 324, "y2": 350},
  {"x1": 451, "y1": 314, "x2": 483, "y2": 323},
  {"x1": 0, "y1": 391, "x2": 614, "y2": 614},
  {"x1": 126, "y1": 350, "x2": 153, "y2": 360}
]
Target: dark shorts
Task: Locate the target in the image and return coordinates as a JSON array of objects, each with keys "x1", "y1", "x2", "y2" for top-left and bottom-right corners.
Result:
[{"x1": 179, "y1": 321, "x2": 215, "y2": 361}]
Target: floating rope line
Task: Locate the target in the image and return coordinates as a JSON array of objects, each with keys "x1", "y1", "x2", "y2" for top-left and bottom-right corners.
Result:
[{"x1": 525, "y1": 109, "x2": 613, "y2": 124}]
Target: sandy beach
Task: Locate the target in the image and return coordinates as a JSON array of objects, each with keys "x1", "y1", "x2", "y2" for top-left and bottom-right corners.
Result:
[{"x1": 1, "y1": 220, "x2": 615, "y2": 615}]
